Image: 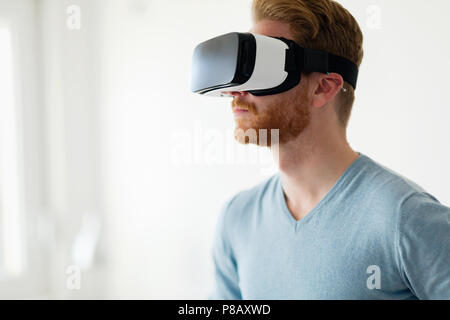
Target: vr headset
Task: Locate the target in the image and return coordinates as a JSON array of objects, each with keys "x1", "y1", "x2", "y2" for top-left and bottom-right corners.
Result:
[{"x1": 190, "y1": 32, "x2": 359, "y2": 97}]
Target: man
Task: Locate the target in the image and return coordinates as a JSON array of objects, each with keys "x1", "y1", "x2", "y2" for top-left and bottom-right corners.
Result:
[{"x1": 210, "y1": 0, "x2": 450, "y2": 299}]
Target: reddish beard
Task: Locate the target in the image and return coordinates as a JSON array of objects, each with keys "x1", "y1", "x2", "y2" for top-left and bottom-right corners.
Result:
[{"x1": 231, "y1": 90, "x2": 311, "y2": 146}]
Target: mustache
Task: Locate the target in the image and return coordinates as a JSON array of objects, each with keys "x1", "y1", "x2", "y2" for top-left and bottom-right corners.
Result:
[{"x1": 231, "y1": 98, "x2": 257, "y2": 114}]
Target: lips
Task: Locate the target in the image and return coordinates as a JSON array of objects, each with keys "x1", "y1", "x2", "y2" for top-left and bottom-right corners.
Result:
[
  {"x1": 232, "y1": 97, "x2": 256, "y2": 115},
  {"x1": 233, "y1": 107, "x2": 249, "y2": 115}
]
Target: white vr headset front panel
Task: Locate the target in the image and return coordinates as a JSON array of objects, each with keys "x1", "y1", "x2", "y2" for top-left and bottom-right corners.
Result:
[{"x1": 204, "y1": 34, "x2": 289, "y2": 97}]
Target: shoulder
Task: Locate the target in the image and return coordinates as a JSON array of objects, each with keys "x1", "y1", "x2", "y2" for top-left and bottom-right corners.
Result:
[
  {"x1": 398, "y1": 191, "x2": 450, "y2": 233},
  {"x1": 341, "y1": 154, "x2": 447, "y2": 236},
  {"x1": 216, "y1": 174, "x2": 278, "y2": 233},
  {"x1": 356, "y1": 154, "x2": 450, "y2": 238},
  {"x1": 226, "y1": 174, "x2": 278, "y2": 211},
  {"x1": 355, "y1": 154, "x2": 433, "y2": 208},
  {"x1": 361, "y1": 155, "x2": 448, "y2": 215}
]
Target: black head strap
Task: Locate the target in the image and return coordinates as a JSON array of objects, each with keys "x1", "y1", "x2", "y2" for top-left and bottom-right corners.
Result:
[{"x1": 283, "y1": 38, "x2": 359, "y2": 89}]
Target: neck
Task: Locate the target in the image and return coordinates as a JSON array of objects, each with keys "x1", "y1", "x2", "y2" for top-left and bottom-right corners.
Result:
[{"x1": 271, "y1": 120, "x2": 359, "y2": 221}]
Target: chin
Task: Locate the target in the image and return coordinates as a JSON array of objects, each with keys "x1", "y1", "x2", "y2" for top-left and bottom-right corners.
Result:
[{"x1": 233, "y1": 124, "x2": 276, "y2": 147}]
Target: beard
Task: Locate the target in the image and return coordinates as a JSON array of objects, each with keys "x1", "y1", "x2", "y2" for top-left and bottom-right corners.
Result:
[{"x1": 231, "y1": 88, "x2": 311, "y2": 147}]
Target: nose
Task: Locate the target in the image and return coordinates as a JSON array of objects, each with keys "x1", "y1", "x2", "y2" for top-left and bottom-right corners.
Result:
[{"x1": 228, "y1": 91, "x2": 249, "y2": 97}]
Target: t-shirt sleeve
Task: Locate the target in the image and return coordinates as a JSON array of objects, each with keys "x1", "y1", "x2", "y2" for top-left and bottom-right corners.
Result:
[
  {"x1": 397, "y1": 191, "x2": 450, "y2": 299},
  {"x1": 209, "y1": 199, "x2": 242, "y2": 300}
]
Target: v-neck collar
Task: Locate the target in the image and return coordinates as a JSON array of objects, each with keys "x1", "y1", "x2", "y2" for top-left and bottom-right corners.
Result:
[{"x1": 276, "y1": 152, "x2": 367, "y2": 232}]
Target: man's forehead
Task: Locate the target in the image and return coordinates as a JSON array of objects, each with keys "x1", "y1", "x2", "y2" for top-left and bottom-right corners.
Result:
[{"x1": 250, "y1": 20, "x2": 294, "y2": 40}]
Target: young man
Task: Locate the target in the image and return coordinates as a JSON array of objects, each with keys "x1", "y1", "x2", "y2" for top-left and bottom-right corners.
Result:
[{"x1": 211, "y1": 0, "x2": 450, "y2": 299}]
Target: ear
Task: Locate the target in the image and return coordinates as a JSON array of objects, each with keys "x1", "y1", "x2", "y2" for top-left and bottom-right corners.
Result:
[{"x1": 310, "y1": 73, "x2": 344, "y2": 108}]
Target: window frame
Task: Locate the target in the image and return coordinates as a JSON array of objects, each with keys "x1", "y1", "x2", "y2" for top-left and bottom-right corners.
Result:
[{"x1": 0, "y1": 0, "x2": 48, "y2": 299}]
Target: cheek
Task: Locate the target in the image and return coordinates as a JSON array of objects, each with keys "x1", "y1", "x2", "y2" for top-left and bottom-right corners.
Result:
[{"x1": 250, "y1": 95, "x2": 283, "y2": 113}]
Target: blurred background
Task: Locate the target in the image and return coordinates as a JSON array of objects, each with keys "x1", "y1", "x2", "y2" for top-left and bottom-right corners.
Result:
[{"x1": 0, "y1": 0, "x2": 449, "y2": 299}]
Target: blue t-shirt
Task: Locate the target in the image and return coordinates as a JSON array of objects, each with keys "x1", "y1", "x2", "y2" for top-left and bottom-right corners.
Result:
[{"x1": 211, "y1": 153, "x2": 450, "y2": 299}]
